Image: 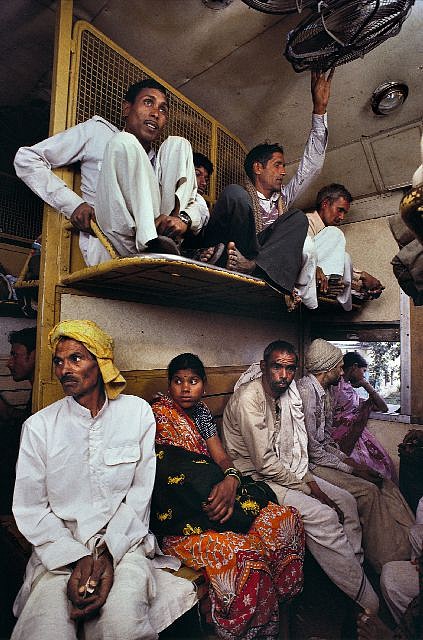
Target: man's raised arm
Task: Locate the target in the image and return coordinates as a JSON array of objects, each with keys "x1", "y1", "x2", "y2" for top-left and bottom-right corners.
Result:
[{"x1": 284, "y1": 69, "x2": 334, "y2": 208}]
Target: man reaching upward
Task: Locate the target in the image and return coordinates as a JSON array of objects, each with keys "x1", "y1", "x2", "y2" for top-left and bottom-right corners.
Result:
[{"x1": 192, "y1": 70, "x2": 334, "y2": 306}]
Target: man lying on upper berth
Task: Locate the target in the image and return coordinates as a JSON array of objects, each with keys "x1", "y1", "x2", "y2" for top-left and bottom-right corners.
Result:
[
  {"x1": 305, "y1": 183, "x2": 384, "y2": 310},
  {"x1": 185, "y1": 69, "x2": 334, "y2": 307},
  {"x1": 14, "y1": 79, "x2": 205, "y2": 266}
]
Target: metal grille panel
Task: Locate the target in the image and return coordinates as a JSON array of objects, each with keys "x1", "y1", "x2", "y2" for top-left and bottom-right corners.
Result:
[
  {"x1": 0, "y1": 173, "x2": 43, "y2": 240},
  {"x1": 216, "y1": 128, "x2": 246, "y2": 195},
  {"x1": 75, "y1": 29, "x2": 212, "y2": 167}
]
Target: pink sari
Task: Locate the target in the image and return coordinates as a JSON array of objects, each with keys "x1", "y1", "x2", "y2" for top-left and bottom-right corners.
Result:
[{"x1": 332, "y1": 379, "x2": 397, "y2": 482}]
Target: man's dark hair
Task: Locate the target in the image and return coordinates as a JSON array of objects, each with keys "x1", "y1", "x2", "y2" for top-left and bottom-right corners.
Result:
[
  {"x1": 343, "y1": 351, "x2": 367, "y2": 370},
  {"x1": 244, "y1": 143, "x2": 284, "y2": 182},
  {"x1": 315, "y1": 183, "x2": 353, "y2": 211},
  {"x1": 168, "y1": 353, "x2": 207, "y2": 383},
  {"x1": 193, "y1": 152, "x2": 214, "y2": 176},
  {"x1": 8, "y1": 327, "x2": 37, "y2": 354},
  {"x1": 263, "y1": 340, "x2": 298, "y2": 365},
  {"x1": 124, "y1": 78, "x2": 169, "y2": 104}
]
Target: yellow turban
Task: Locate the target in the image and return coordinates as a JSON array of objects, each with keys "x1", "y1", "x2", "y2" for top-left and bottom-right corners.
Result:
[
  {"x1": 305, "y1": 339, "x2": 343, "y2": 374},
  {"x1": 48, "y1": 320, "x2": 126, "y2": 399}
]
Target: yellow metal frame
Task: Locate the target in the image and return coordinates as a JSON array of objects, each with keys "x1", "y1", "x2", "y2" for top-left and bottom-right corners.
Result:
[
  {"x1": 33, "y1": 0, "x2": 251, "y2": 411},
  {"x1": 34, "y1": 0, "x2": 74, "y2": 411}
]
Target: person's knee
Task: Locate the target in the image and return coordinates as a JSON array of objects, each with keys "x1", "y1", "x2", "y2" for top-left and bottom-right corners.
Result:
[
  {"x1": 320, "y1": 226, "x2": 346, "y2": 247},
  {"x1": 364, "y1": 482, "x2": 379, "y2": 500},
  {"x1": 216, "y1": 184, "x2": 251, "y2": 216},
  {"x1": 303, "y1": 499, "x2": 339, "y2": 529},
  {"x1": 34, "y1": 572, "x2": 69, "y2": 600},
  {"x1": 336, "y1": 488, "x2": 358, "y2": 513},
  {"x1": 111, "y1": 131, "x2": 138, "y2": 149},
  {"x1": 302, "y1": 234, "x2": 317, "y2": 262},
  {"x1": 99, "y1": 601, "x2": 156, "y2": 640},
  {"x1": 222, "y1": 184, "x2": 249, "y2": 202}
]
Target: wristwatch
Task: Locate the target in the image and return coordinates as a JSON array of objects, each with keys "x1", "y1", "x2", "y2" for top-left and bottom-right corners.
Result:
[{"x1": 177, "y1": 210, "x2": 192, "y2": 229}]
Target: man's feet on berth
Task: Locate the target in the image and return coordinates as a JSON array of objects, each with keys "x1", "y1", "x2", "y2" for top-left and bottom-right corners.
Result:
[
  {"x1": 357, "y1": 610, "x2": 394, "y2": 640},
  {"x1": 226, "y1": 242, "x2": 256, "y2": 274},
  {"x1": 195, "y1": 243, "x2": 225, "y2": 265}
]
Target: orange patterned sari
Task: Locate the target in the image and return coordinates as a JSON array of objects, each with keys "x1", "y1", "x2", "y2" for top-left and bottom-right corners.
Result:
[{"x1": 153, "y1": 395, "x2": 305, "y2": 640}]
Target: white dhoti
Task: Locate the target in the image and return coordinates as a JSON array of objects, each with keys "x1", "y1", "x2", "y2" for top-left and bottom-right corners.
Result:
[
  {"x1": 380, "y1": 521, "x2": 422, "y2": 623},
  {"x1": 11, "y1": 546, "x2": 197, "y2": 640},
  {"x1": 297, "y1": 228, "x2": 353, "y2": 310},
  {"x1": 270, "y1": 475, "x2": 379, "y2": 612},
  {"x1": 295, "y1": 235, "x2": 318, "y2": 309},
  {"x1": 95, "y1": 133, "x2": 197, "y2": 259}
]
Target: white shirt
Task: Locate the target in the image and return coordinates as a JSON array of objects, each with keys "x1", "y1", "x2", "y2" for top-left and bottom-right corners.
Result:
[
  {"x1": 14, "y1": 116, "x2": 203, "y2": 263},
  {"x1": 14, "y1": 116, "x2": 119, "y2": 218},
  {"x1": 254, "y1": 113, "x2": 328, "y2": 226},
  {"x1": 283, "y1": 113, "x2": 328, "y2": 207},
  {"x1": 13, "y1": 394, "x2": 157, "y2": 571},
  {"x1": 194, "y1": 192, "x2": 210, "y2": 230}
]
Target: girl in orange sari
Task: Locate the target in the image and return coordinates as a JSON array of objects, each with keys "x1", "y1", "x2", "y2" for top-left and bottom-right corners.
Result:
[{"x1": 151, "y1": 353, "x2": 304, "y2": 640}]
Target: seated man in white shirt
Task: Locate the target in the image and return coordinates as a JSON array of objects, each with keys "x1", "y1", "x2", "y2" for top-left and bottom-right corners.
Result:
[
  {"x1": 11, "y1": 319, "x2": 196, "y2": 640},
  {"x1": 14, "y1": 79, "x2": 203, "y2": 266},
  {"x1": 222, "y1": 340, "x2": 379, "y2": 613},
  {"x1": 187, "y1": 70, "x2": 334, "y2": 307},
  {"x1": 304, "y1": 183, "x2": 384, "y2": 310}
]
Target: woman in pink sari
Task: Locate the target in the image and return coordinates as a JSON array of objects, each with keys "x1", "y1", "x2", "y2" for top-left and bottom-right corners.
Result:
[{"x1": 331, "y1": 351, "x2": 397, "y2": 482}]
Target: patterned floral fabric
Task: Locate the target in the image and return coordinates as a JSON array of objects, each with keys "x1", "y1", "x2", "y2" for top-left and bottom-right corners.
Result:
[{"x1": 152, "y1": 395, "x2": 305, "y2": 640}]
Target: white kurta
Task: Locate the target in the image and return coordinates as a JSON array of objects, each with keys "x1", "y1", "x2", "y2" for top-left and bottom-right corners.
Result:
[
  {"x1": 222, "y1": 377, "x2": 379, "y2": 612},
  {"x1": 305, "y1": 210, "x2": 353, "y2": 310},
  {"x1": 12, "y1": 394, "x2": 196, "y2": 638},
  {"x1": 14, "y1": 117, "x2": 204, "y2": 266}
]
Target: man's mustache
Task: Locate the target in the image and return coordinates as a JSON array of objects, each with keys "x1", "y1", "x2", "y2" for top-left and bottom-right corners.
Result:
[{"x1": 60, "y1": 375, "x2": 78, "y2": 384}]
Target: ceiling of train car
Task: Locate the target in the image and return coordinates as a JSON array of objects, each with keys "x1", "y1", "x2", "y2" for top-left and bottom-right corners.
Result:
[{"x1": 1, "y1": 0, "x2": 422, "y2": 196}]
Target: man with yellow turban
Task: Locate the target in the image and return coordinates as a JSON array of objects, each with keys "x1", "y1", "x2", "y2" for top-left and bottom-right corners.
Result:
[
  {"x1": 297, "y1": 338, "x2": 415, "y2": 574},
  {"x1": 11, "y1": 320, "x2": 196, "y2": 640}
]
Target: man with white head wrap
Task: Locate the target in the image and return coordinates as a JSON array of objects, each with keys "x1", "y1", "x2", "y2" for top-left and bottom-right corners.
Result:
[
  {"x1": 11, "y1": 320, "x2": 196, "y2": 640},
  {"x1": 223, "y1": 340, "x2": 379, "y2": 613},
  {"x1": 297, "y1": 339, "x2": 415, "y2": 573}
]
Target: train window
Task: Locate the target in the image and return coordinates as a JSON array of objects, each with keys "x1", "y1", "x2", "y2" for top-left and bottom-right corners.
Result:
[
  {"x1": 329, "y1": 339, "x2": 401, "y2": 413},
  {"x1": 309, "y1": 318, "x2": 413, "y2": 421}
]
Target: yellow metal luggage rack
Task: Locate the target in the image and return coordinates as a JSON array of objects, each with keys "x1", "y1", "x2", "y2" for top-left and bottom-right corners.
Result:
[{"x1": 34, "y1": 6, "x2": 290, "y2": 412}]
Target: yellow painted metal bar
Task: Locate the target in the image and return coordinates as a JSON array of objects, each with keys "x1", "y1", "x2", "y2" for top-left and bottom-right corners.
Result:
[
  {"x1": 60, "y1": 256, "x2": 267, "y2": 288},
  {"x1": 33, "y1": 0, "x2": 74, "y2": 411}
]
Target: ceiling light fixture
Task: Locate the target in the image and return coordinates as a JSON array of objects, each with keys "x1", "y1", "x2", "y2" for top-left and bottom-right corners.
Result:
[{"x1": 371, "y1": 82, "x2": 409, "y2": 115}]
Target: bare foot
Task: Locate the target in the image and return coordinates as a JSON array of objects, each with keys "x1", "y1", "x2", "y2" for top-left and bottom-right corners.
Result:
[
  {"x1": 357, "y1": 610, "x2": 394, "y2": 640},
  {"x1": 196, "y1": 244, "x2": 224, "y2": 265},
  {"x1": 199, "y1": 247, "x2": 216, "y2": 262},
  {"x1": 226, "y1": 242, "x2": 255, "y2": 274}
]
